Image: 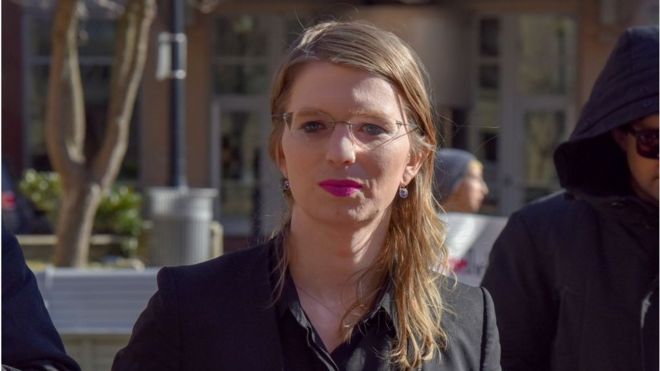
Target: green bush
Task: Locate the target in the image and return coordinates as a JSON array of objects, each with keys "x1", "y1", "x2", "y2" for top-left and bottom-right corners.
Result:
[
  {"x1": 18, "y1": 170, "x2": 61, "y2": 225},
  {"x1": 19, "y1": 170, "x2": 143, "y2": 239}
]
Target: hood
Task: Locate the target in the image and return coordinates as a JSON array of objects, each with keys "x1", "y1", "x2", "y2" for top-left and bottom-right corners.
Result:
[{"x1": 554, "y1": 26, "x2": 658, "y2": 197}]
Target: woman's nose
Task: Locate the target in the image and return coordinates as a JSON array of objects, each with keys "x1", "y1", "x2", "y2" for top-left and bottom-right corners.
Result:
[{"x1": 325, "y1": 125, "x2": 357, "y2": 165}]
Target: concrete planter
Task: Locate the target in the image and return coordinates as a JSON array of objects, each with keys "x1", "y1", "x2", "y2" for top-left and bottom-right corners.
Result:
[
  {"x1": 34, "y1": 268, "x2": 159, "y2": 371},
  {"x1": 17, "y1": 234, "x2": 138, "y2": 265}
]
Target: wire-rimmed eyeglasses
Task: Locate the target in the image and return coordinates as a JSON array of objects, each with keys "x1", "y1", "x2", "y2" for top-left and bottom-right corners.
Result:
[
  {"x1": 272, "y1": 111, "x2": 419, "y2": 150},
  {"x1": 624, "y1": 125, "x2": 659, "y2": 159}
]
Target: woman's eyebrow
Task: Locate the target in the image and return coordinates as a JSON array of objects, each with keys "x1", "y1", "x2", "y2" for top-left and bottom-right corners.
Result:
[
  {"x1": 295, "y1": 107, "x2": 395, "y2": 121},
  {"x1": 350, "y1": 108, "x2": 391, "y2": 118},
  {"x1": 296, "y1": 107, "x2": 330, "y2": 116}
]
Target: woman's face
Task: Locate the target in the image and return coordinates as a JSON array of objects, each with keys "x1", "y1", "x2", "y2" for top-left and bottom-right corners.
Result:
[
  {"x1": 451, "y1": 162, "x2": 489, "y2": 213},
  {"x1": 278, "y1": 61, "x2": 422, "y2": 227}
]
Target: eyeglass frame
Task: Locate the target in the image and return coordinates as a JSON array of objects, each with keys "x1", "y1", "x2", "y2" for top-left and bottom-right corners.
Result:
[
  {"x1": 623, "y1": 124, "x2": 659, "y2": 159},
  {"x1": 271, "y1": 111, "x2": 421, "y2": 150}
]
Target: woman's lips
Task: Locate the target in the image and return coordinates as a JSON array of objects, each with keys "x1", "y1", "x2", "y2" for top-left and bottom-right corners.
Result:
[{"x1": 318, "y1": 180, "x2": 363, "y2": 197}]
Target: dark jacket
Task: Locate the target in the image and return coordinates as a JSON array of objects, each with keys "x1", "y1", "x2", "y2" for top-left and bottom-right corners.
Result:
[
  {"x1": 112, "y1": 239, "x2": 501, "y2": 370},
  {"x1": 2, "y1": 228, "x2": 81, "y2": 371},
  {"x1": 482, "y1": 26, "x2": 659, "y2": 371}
]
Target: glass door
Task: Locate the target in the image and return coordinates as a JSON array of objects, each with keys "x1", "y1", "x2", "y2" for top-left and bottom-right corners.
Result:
[{"x1": 470, "y1": 13, "x2": 577, "y2": 215}]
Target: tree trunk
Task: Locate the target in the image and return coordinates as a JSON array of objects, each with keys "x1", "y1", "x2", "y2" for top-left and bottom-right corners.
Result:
[
  {"x1": 53, "y1": 184, "x2": 103, "y2": 267},
  {"x1": 45, "y1": 0, "x2": 156, "y2": 267}
]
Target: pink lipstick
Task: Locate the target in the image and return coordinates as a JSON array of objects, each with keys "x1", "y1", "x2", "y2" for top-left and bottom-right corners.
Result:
[{"x1": 318, "y1": 179, "x2": 363, "y2": 197}]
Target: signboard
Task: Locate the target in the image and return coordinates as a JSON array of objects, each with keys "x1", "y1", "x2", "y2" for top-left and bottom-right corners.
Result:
[{"x1": 443, "y1": 213, "x2": 508, "y2": 287}]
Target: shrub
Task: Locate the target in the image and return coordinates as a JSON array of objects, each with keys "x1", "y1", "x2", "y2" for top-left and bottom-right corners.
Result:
[{"x1": 19, "y1": 170, "x2": 143, "y2": 239}]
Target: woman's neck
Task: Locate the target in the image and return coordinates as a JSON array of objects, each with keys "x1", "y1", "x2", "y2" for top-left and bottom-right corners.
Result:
[{"x1": 286, "y1": 208, "x2": 389, "y2": 301}]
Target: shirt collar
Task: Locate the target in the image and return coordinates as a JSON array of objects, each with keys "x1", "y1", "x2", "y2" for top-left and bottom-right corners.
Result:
[
  {"x1": 276, "y1": 269, "x2": 399, "y2": 336},
  {"x1": 364, "y1": 276, "x2": 399, "y2": 337},
  {"x1": 269, "y1": 234, "x2": 399, "y2": 336}
]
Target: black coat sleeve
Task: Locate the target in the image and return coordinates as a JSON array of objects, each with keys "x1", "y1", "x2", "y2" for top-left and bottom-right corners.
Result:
[
  {"x1": 481, "y1": 211, "x2": 556, "y2": 371},
  {"x1": 112, "y1": 267, "x2": 182, "y2": 371},
  {"x1": 1, "y1": 228, "x2": 80, "y2": 371}
]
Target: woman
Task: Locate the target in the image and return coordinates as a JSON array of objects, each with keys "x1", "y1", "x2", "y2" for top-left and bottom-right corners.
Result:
[
  {"x1": 113, "y1": 21, "x2": 500, "y2": 371},
  {"x1": 434, "y1": 149, "x2": 489, "y2": 213}
]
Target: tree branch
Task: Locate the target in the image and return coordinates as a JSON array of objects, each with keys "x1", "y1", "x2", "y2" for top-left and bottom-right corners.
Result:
[
  {"x1": 44, "y1": 0, "x2": 86, "y2": 190},
  {"x1": 92, "y1": 0, "x2": 156, "y2": 188}
]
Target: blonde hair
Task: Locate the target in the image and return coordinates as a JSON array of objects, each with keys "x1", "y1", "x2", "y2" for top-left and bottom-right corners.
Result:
[{"x1": 268, "y1": 21, "x2": 448, "y2": 369}]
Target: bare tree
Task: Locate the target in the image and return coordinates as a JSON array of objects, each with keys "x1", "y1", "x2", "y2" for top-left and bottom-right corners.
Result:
[{"x1": 45, "y1": 0, "x2": 156, "y2": 267}]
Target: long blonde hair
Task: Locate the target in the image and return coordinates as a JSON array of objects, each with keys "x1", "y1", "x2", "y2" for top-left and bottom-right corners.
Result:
[{"x1": 268, "y1": 21, "x2": 448, "y2": 369}]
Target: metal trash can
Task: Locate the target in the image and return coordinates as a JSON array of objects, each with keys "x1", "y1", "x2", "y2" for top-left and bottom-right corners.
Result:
[{"x1": 147, "y1": 187, "x2": 217, "y2": 266}]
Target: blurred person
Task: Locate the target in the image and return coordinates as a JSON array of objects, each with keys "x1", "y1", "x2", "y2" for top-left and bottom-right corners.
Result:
[
  {"x1": 2, "y1": 227, "x2": 81, "y2": 371},
  {"x1": 113, "y1": 21, "x2": 501, "y2": 370},
  {"x1": 434, "y1": 149, "x2": 504, "y2": 287},
  {"x1": 434, "y1": 148, "x2": 489, "y2": 213},
  {"x1": 482, "y1": 26, "x2": 658, "y2": 371}
]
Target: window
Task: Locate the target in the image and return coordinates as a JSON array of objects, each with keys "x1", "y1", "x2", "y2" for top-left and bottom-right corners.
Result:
[
  {"x1": 469, "y1": 14, "x2": 576, "y2": 214},
  {"x1": 212, "y1": 13, "x2": 310, "y2": 236}
]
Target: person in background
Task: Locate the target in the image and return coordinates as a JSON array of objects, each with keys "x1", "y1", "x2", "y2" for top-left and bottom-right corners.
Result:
[
  {"x1": 113, "y1": 21, "x2": 501, "y2": 370},
  {"x1": 2, "y1": 227, "x2": 81, "y2": 371},
  {"x1": 434, "y1": 148, "x2": 504, "y2": 287},
  {"x1": 434, "y1": 148, "x2": 489, "y2": 213},
  {"x1": 482, "y1": 26, "x2": 658, "y2": 371}
]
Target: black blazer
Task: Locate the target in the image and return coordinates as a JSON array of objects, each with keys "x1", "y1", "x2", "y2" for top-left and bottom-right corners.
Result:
[{"x1": 113, "y1": 240, "x2": 501, "y2": 370}]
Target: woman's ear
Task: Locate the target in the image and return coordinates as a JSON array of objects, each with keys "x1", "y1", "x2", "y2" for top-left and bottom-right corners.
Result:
[
  {"x1": 401, "y1": 151, "x2": 425, "y2": 186},
  {"x1": 273, "y1": 140, "x2": 288, "y2": 178},
  {"x1": 277, "y1": 152, "x2": 288, "y2": 179}
]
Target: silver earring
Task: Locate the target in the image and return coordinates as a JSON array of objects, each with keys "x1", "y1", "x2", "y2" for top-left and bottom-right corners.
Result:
[
  {"x1": 399, "y1": 186, "x2": 409, "y2": 199},
  {"x1": 281, "y1": 179, "x2": 290, "y2": 192}
]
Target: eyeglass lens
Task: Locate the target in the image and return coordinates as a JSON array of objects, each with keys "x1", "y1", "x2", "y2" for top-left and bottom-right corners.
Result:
[
  {"x1": 631, "y1": 129, "x2": 659, "y2": 159},
  {"x1": 284, "y1": 111, "x2": 410, "y2": 149}
]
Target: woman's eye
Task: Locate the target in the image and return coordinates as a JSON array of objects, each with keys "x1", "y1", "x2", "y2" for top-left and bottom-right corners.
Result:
[
  {"x1": 300, "y1": 120, "x2": 327, "y2": 133},
  {"x1": 359, "y1": 123, "x2": 389, "y2": 136}
]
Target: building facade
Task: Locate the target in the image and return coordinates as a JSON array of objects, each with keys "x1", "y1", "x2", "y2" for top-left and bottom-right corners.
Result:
[{"x1": 3, "y1": 0, "x2": 657, "y2": 250}]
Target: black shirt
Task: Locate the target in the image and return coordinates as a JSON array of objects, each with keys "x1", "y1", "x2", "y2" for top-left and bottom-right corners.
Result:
[
  {"x1": 275, "y1": 275, "x2": 398, "y2": 371},
  {"x1": 273, "y1": 262, "x2": 398, "y2": 370}
]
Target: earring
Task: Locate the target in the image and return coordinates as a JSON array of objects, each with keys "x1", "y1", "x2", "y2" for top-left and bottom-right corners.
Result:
[
  {"x1": 281, "y1": 178, "x2": 290, "y2": 192},
  {"x1": 399, "y1": 186, "x2": 409, "y2": 199}
]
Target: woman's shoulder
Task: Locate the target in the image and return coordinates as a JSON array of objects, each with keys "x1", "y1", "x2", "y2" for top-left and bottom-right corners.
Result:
[
  {"x1": 112, "y1": 239, "x2": 282, "y2": 369},
  {"x1": 440, "y1": 278, "x2": 493, "y2": 324},
  {"x1": 172, "y1": 238, "x2": 271, "y2": 272},
  {"x1": 439, "y1": 278, "x2": 501, "y2": 368},
  {"x1": 156, "y1": 239, "x2": 275, "y2": 296},
  {"x1": 439, "y1": 278, "x2": 498, "y2": 343}
]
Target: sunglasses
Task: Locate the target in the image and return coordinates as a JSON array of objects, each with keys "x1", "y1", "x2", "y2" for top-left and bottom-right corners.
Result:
[{"x1": 624, "y1": 125, "x2": 659, "y2": 159}]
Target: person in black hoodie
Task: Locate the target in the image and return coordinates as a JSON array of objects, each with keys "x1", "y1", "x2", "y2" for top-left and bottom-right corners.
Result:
[{"x1": 481, "y1": 26, "x2": 658, "y2": 371}]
